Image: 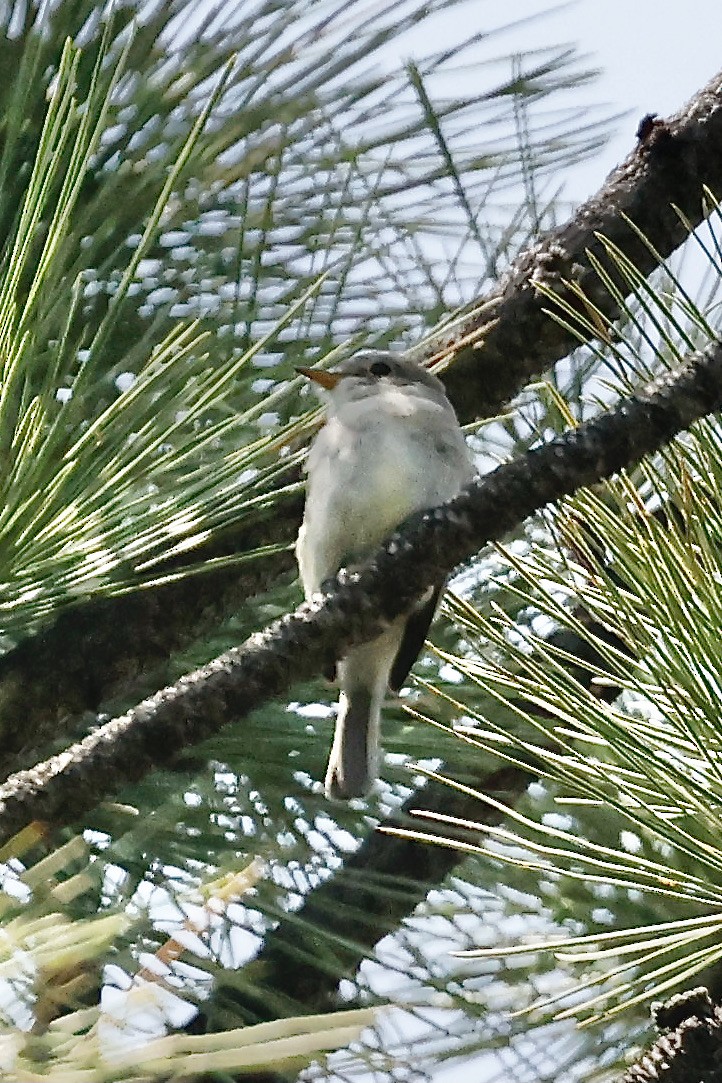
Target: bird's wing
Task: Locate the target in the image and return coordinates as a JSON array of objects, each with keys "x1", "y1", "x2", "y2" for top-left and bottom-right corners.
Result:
[{"x1": 388, "y1": 582, "x2": 444, "y2": 694}]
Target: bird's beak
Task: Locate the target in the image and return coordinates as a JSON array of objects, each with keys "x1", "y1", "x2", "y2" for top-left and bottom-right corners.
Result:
[{"x1": 295, "y1": 367, "x2": 343, "y2": 390}]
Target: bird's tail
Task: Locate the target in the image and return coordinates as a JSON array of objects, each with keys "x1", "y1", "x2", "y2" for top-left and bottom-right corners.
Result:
[
  {"x1": 325, "y1": 685, "x2": 381, "y2": 799},
  {"x1": 325, "y1": 624, "x2": 403, "y2": 800}
]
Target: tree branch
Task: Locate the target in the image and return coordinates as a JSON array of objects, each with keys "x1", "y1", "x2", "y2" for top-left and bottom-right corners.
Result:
[
  {"x1": 622, "y1": 988, "x2": 722, "y2": 1083},
  {"x1": 428, "y1": 69, "x2": 722, "y2": 422},
  {"x1": 215, "y1": 610, "x2": 624, "y2": 1026},
  {"x1": 3, "y1": 70, "x2": 722, "y2": 743},
  {"x1": 0, "y1": 505, "x2": 300, "y2": 774},
  {"x1": 0, "y1": 338, "x2": 721, "y2": 848},
  {"x1": 210, "y1": 764, "x2": 529, "y2": 1027}
]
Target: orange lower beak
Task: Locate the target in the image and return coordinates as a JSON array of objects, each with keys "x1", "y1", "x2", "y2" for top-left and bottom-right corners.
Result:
[{"x1": 295, "y1": 367, "x2": 342, "y2": 390}]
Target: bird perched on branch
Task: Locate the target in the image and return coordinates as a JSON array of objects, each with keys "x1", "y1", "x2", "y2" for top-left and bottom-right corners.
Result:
[{"x1": 296, "y1": 351, "x2": 476, "y2": 800}]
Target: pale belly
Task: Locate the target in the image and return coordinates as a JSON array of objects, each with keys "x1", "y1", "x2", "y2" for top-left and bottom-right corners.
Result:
[
  {"x1": 330, "y1": 428, "x2": 431, "y2": 549},
  {"x1": 298, "y1": 396, "x2": 473, "y2": 594}
]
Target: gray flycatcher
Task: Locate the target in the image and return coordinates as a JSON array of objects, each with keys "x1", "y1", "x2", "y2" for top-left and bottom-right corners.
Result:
[{"x1": 296, "y1": 350, "x2": 476, "y2": 800}]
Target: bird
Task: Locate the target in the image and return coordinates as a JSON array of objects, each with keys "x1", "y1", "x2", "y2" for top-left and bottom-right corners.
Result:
[{"x1": 295, "y1": 350, "x2": 476, "y2": 800}]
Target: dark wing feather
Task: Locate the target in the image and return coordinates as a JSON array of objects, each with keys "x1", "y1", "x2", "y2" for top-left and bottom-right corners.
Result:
[
  {"x1": 388, "y1": 582, "x2": 444, "y2": 693},
  {"x1": 324, "y1": 660, "x2": 337, "y2": 683}
]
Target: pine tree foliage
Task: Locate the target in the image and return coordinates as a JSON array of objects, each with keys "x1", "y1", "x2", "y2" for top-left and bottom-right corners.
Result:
[
  {"x1": 3, "y1": 1, "x2": 716, "y2": 1081},
  {"x1": 397, "y1": 222, "x2": 722, "y2": 1079}
]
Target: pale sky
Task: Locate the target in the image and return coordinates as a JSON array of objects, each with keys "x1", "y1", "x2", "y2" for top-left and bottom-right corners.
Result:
[
  {"x1": 405, "y1": 0, "x2": 722, "y2": 202},
  {"x1": 491, "y1": 0, "x2": 722, "y2": 198},
  {"x1": 523, "y1": 0, "x2": 722, "y2": 198}
]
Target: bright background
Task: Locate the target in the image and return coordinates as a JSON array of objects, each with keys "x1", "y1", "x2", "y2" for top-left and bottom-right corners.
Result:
[{"x1": 404, "y1": 0, "x2": 722, "y2": 201}]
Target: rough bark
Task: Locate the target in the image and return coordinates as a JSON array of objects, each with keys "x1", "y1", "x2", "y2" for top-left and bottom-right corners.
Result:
[
  {"x1": 622, "y1": 989, "x2": 722, "y2": 1083},
  {"x1": 430, "y1": 69, "x2": 722, "y2": 420},
  {"x1": 0, "y1": 499, "x2": 301, "y2": 774},
  {"x1": 212, "y1": 765, "x2": 529, "y2": 1027},
  {"x1": 212, "y1": 610, "x2": 624, "y2": 1029},
  {"x1": 2, "y1": 70, "x2": 722, "y2": 747},
  {"x1": 0, "y1": 338, "x2": 720, "y2": 848}
]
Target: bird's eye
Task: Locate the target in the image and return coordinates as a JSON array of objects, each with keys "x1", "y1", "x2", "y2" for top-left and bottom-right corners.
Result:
[{"x1": 369, "y1": 360, "x2": 391, "y2": 377}]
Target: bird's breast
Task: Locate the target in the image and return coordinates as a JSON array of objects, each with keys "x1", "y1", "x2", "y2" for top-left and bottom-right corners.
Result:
[{"x1": 304, "y1": 390, "x2": 470, "y2": 567}]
